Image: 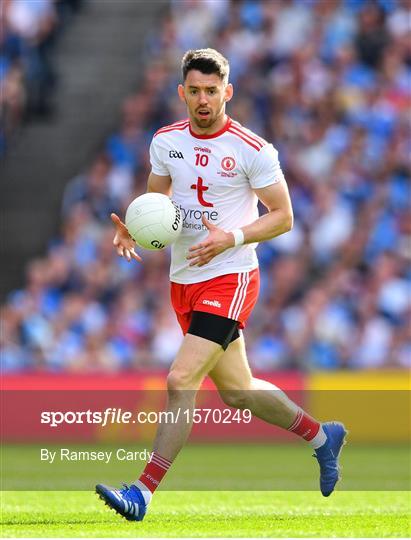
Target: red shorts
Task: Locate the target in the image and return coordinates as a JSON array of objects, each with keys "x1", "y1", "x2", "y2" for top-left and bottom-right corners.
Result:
[{"x1": 170, "y1": 269, "x2": 260, "y2": 335}]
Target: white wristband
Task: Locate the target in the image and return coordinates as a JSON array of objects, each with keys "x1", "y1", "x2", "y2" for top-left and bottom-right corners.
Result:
[{"x1": 232, "y1": 228, "x2": 244, "y2": 247}]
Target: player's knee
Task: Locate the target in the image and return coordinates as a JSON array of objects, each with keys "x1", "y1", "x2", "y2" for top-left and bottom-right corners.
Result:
[
  {"x1": 167, "y1": 369, "x2": 197, "y2": 392},
  {"x1": 166, "y1": 370, "x2": 186, "y2": 392},
  {"x1": 219, "y1": 389, "x2": 250, "y2": 410}
]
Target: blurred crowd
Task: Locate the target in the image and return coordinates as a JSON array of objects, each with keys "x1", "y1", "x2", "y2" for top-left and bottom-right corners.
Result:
[
  {"x1": 1, "y1": 0, "x2": 410, "y2": 372},
  {"x1": 0, "y1": 0, "x2": 83, "y2": 155}
]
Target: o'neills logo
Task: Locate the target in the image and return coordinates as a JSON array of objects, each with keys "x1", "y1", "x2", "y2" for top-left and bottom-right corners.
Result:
[{"x1": 202, "y1": 299, "x2": 221, "y2": 308}]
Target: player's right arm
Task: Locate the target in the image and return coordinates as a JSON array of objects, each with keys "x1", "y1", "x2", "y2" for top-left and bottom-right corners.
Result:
[
  {"x1": 111, "y1": 135, "x2": 171, "y2": 261},
  {"x1": 111, "y1": 213, "x2": 142, "y2": 262},
  {"x1": 146, "y1": 172, "x2": 172, "y2": 195}
]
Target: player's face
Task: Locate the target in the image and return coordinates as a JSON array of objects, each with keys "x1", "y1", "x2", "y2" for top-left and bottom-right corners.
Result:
[{"x1": 178, "y1": 70, "x2": 233, "y2": 131}]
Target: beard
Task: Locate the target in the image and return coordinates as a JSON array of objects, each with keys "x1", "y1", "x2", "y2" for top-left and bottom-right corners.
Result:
[{"x1": 192, "y1": 113, "x2": 216, "y2": 129}]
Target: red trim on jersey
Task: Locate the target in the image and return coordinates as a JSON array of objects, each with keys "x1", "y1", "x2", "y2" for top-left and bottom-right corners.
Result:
[
  {"x1": 189, "y1": 116, "x2": 232, "y2": 139},
  {"x1": 157, "y1": 118, "x2": 189, "y2": 130},
  {"x1": 231, "y1": 121, "x2": 268, "y2": 146},
  {"x1": 227, "y1": 128, "x2": 261, "y2": 152},
  {"x1": 229, "y1": 124, "x2": 267, "y2": 150},
  {"x1": 154, "y1": 121, "x2": 189, "y2": 137},
  {"x1": 155, "y1": 123, "x2": 189, "y2": 135}
]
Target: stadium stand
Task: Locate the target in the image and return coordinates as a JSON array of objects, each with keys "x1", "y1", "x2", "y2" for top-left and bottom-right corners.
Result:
[
  {"x1": 0, "y1": 0, "x2": 84, "y2": 154},
  {"x1": 1, "y1": 0, "x2": 410, "y2": 372}
]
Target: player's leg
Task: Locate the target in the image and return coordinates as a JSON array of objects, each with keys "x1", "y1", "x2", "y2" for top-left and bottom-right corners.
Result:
[
  {"x1": 152, "y1": 331, "x2": 222, "y2": 460},
  {"x1": 209, "y1": 333, "x2": 347, "y2": 496},
  {"x1": 209, "y1": 334, "x2": 300, "y2": 428},
  {"x1": 96, "y1": 311, "x2": 236, "y2": 521},
  {"x1": 149, "y1": 309, "x2": 239, "y2": 456}
]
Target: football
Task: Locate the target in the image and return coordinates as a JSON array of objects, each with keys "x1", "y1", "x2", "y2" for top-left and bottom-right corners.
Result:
[{"x1": 125, "y1": 193, "x2": 182, "y2": 250}]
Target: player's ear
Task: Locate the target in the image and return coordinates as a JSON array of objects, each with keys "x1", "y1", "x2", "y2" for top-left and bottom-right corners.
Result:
[
  {"x1": 177, "y1": 84, "x2": 186, "y2": 103},
  {"x1": 224, "y1": 83, "x2": 233, "y2": 103}
]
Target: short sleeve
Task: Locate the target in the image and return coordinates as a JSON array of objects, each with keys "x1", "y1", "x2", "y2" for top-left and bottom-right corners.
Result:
[
  {"x1": 248, "y1": 144, "x2": 285, "y2": 189},
  {"x1": 149, "y1": 138, "x2": 169, "y2": 176}
]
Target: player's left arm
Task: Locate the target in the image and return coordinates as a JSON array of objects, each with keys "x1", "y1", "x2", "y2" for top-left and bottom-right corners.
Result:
[
  {"x1": 187, "y1": 180, "x2": 293, "y2": 267},
  {"x1": 245, "y1": 179, "x2": 294, "y2": 242}
]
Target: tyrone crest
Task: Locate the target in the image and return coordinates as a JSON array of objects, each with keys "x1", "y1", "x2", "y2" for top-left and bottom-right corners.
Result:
[{"x1": 221, "y1": 156, "x2": 236, "y2": 171}]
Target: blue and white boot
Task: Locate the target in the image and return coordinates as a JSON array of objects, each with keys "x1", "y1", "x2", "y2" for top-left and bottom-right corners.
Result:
[
  {"x1": 314, "y1": 421, "x2": 347, "y2": 497},
  {"x1": 96, "y1": 481, "x2": 151, "y2": 521}
]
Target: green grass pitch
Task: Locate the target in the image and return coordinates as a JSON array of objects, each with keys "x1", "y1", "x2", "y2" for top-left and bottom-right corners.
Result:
[
  {"x1": 1, "y1": 443, "x2": 410, "y2": 537},
  {"x1": 1, "y1": 490, "x2": 409, "y2": 537}
]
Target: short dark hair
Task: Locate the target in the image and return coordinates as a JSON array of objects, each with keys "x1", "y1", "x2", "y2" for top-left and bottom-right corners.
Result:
[{"x1": 181, "y1": 48, "x2": 230, "y2": 84}]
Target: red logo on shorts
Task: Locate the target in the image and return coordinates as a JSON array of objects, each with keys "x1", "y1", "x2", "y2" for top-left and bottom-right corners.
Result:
[{"x1": 221, "y1": 156, "x2": 236, "y2": 171}]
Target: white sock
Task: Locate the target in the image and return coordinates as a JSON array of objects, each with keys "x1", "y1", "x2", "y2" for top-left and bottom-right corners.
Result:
[
  {"x1": 133, "y1": 480, "x2": 152, "y2": 505},
  {"x1": 309, "y1": 425, "x2": 327, "y2": 449}
]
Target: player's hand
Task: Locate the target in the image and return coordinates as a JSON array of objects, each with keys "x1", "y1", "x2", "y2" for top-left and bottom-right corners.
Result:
[
  {"x1": 187, "y1": 215, "x2": 234, "y2": 267},
  {"x1": 111, "y1": 213, "x2": 142, "y2": 263}
]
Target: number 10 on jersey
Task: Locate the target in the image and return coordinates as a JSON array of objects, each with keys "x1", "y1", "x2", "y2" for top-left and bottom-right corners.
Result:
[{"x1": 195, "y1": 153, "x2": 209, "y2": 167}]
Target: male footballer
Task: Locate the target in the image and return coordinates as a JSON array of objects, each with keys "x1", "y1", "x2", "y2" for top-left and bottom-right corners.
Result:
[{"x1": 96, "y1": 48, "x2": 347, "y2": 521}]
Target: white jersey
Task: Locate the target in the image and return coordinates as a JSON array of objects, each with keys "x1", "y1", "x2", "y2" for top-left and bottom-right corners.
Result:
[{"x1": 149, "y1": 116, "x2": 286, "y2": 284}]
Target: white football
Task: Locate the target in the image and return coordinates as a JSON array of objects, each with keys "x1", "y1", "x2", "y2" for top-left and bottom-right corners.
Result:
[{"x1": 125, "y1": 193, "x2": 182, "y2": 250}]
